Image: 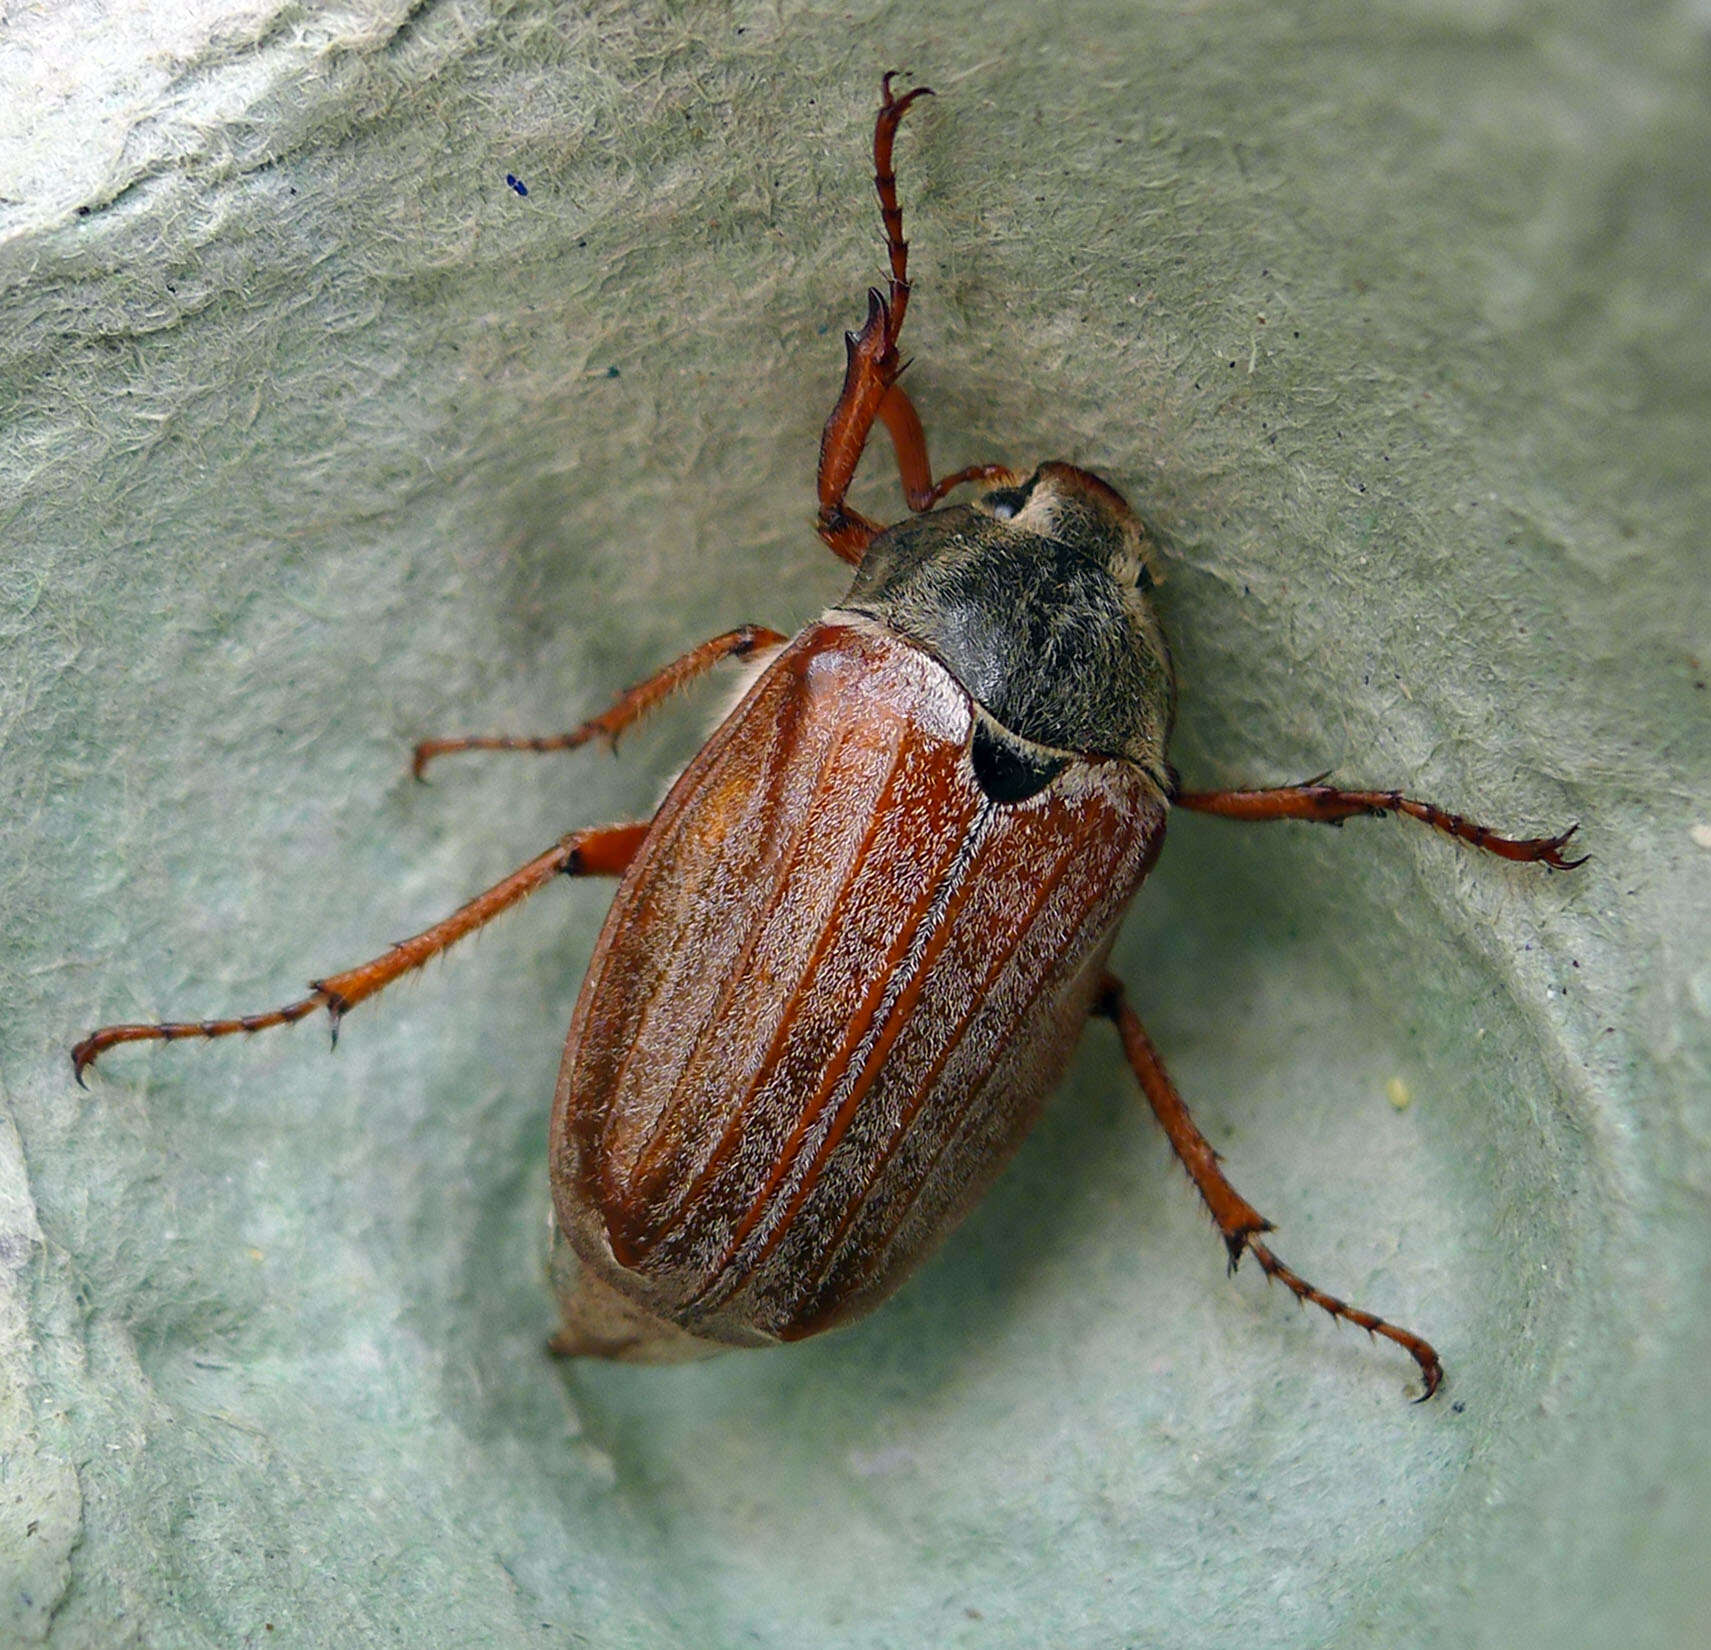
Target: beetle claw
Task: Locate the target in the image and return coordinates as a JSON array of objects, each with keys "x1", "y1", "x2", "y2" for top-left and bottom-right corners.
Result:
[
  {"x1": 879, "y1": 71, "x2": 933, "y2": 116},
  {"x1": 1543, "y1": 823, "x2": 1589, "y2": 870}
]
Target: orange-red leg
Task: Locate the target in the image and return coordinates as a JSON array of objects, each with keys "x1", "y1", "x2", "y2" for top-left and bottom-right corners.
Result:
[
  {"x1": 816, "y1": 75, "x2": 1010, "y2": 565},
  {"x1": 71, "y1": 821, "x2": 651, "y2": 1083},
  {"x1": 1093, "y1": 974, "x2": 1443, "y2": 1400},
  {"x1": 875, "y1": 384, "x2": 1012, "y2": 511},
  {"x1": 412, "y1": 624, "x2": 787, "y2": 778},
  {"x1": 1173, "y1": 776, "x2": 1586, "y2": 869}
]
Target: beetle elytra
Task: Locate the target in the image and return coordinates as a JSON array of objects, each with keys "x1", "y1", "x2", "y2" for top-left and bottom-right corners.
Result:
[{"x1": 75, "y1": 76, "x2": 1585, "y2": 1398}]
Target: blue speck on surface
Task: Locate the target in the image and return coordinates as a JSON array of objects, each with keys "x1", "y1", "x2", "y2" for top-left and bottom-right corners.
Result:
[{"x1": 506, "y1": 174, "x2": 528, "y2": 196}]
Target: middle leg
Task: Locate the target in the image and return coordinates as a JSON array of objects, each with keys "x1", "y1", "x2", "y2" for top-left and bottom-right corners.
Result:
[{"x1": 412, "y1": 624, "x2": 786, "y2": 778}]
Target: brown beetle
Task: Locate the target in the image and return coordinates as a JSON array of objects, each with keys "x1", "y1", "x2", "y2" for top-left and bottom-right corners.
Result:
[{"x1": 74, "y1": 76, "x2": 1584, "y2": 1398}]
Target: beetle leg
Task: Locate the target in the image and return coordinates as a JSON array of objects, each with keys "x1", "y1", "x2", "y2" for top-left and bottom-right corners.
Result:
[
  {"x1": 816, "y1": 75, "x2": 1010, "y2": 564},
  {"x1": 816, "y1": 288, "x2": 898, "y2": 561},
  {"x1": 1172, "y1": 779, "x2": 1587, "y2": 869},
  {"x1": 1093, "y1": 974, "x2": 1444, "y2": 1400},
  {"x1": 411, "y1": 625, "x2": 787, "y2": 778},
  {"x1": 875, "y1": 383, "x2": 1014, "y2": 511},
  {"x1": 71, "y1": 821, "x2": 651, "y2": 1083}
]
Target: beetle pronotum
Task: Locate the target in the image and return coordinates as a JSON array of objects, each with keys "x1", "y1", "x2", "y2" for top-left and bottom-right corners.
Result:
[{"x1": 75, "y1": 75, "x2": 1583, "y2": 1399}]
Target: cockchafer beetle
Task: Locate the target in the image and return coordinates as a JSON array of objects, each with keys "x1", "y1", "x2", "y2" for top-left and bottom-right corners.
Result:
[{"x1": 74, "y1": 74, "x2": 1585, "y2": 1400}]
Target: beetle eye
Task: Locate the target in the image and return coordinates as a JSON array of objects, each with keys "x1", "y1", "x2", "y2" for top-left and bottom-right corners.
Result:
[{"x1": 984, "y1": 477, "x2": 1037, "y2": 521}]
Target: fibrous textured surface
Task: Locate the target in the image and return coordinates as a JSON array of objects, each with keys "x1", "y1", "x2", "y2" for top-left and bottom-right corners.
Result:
[{"x1": 3, "y1": 2, "x2": 1708, "y2": 1646}]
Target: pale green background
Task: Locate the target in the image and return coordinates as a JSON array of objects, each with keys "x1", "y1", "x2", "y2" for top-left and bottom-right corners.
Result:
[{"x1": 3, "y1": 1, "x2": 1707, "y2": 1645}]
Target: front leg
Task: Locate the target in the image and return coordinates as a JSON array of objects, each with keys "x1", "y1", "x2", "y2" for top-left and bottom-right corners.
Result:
[
  {"x1": 1173, "y1": 775, "x2": 1585, "y2": 869},
  {"x1": 816, "y1": 76, "x2": 1009, "y2": 564}
]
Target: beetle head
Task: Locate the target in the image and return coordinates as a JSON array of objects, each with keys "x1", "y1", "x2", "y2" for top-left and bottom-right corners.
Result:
[
  {"x1": 838, "y1": 462, "x2": 1175, "y2": 775},
  {"x1": 971, "y1": 462, "x2": 1164, "y2": 598}
]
